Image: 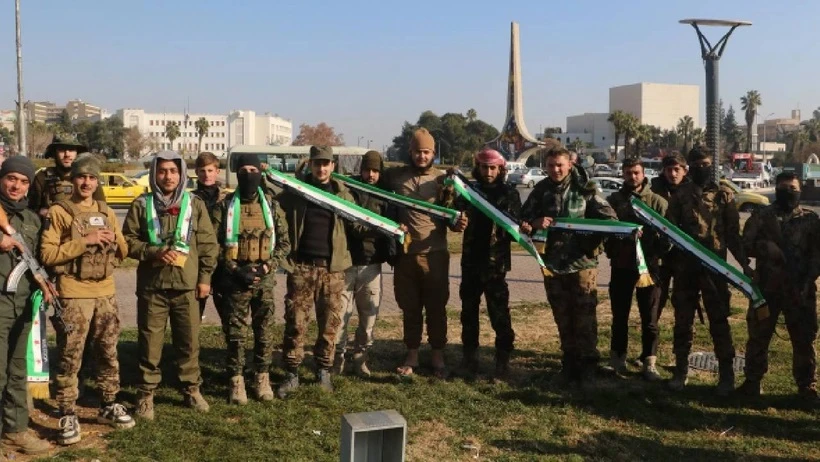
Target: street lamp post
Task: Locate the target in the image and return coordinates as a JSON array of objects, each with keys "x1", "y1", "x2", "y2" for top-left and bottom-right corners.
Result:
[
  {"x1": 15, "y1": 0, "x2": 26, "y2": 157},
  {"x1": 680, "y1": 18, "x2": 751, "y2": 181},
  {"x1": 367, "y1": 139, "x2": 372, "y2": 149},
  {"x1": 357, "y1": 136, "x2": 364, "y2": 147}
]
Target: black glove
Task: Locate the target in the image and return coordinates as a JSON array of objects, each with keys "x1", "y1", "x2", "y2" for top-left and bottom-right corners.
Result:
[{"x1": 234, "y1": 265, "x2": 259, "y2": 287}]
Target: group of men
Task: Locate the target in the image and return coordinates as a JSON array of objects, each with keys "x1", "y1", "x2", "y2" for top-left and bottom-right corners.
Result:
[{"x1": 0, "y1": 128, "x2": 815, "y2": 455}]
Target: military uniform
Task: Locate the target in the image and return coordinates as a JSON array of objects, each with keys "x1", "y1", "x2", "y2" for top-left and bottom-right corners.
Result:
[
  {"x1": 741, "y1": 204, "x2": 819, "y2": 395},
  {"x1": 214, "y1": 189, "x2": 289, "y2": 402},
  {"x1": 30, "y1": 167, "x2": 106, "y2": 214},
  {"x1": 278, "y1": 174, "x2": 354, "y2": 380},
  {"x1": 665, "y1": 179, "x2": 748, "y2": 392},
  {"x1": 122, "y1": 152, "x2": 218, "y2": 417},
  {"x1": 520, "y1": 166, "x2": 617, "y2": 383},
  {"x1": 191, "y1": 183, "x2": 229, "y2": 323},
  {"x1": 456, "y1": 181, "x2": 520, "y2": 369},
  {"x1": 605, "y1": 179, "x2": 667, "y2": 376},
  {"x1": 650, "y1": 175, "x2": 691, "y2": 318}
]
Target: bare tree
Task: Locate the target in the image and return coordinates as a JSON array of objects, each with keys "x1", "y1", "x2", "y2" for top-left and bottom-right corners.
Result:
[{"x1": 292, "y1": 122, "x2": 344, "y2": 146}]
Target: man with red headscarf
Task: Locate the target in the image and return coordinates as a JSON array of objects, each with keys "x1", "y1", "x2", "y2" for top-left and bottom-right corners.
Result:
[{"x1": 456, "y1": 149, "x2": 521, "y2": 380}]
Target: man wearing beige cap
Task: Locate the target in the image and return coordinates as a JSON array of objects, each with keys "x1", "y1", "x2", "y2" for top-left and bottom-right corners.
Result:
[{"x1": 382, "y1": 128, "x2": 467, "y2": 378}]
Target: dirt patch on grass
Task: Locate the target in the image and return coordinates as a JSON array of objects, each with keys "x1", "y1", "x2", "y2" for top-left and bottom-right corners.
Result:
[{"x1": 406, "y1": 419, "x2": 458, "y2": 461}]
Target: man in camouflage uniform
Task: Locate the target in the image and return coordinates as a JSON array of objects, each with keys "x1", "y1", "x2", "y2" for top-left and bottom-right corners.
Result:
[
  {"x1": 40, "y1": 154, "x2": 134, "y2": 445},
  {"x1": 276, "y1": 146, "x2": 356, "y2": 398},
  {"x1": 520, "y1": 147, "x2": 617, "y2": 389},
  {"x1": 650, "y1": 153, "x2": 691, "y2": 319},
  {"x1": 191, "y1": 152, "x2": 230, "y2": 323},
  {"x1": 0, "y1": 157, "x2": 52, "y2": 455},
  {"x1": 333, "y1": 150, "x2": 391, "y2": 377},
  {"x1": 30, "y1": 134, "x2": 105, "y2": 217},
  {"x1": 123, "y1": 150, "x2": 218, "y2": 419},
  {"x1": 605, "y1": 158, "x2": 666, "y2": 381},
  {"x1": 456, "y1": 148, "x2": 520, "y2": 380},
  {"x1": 214, "y1": 154, "x2": 289, "y2": 404},
  {"x1": 738, "y1": 171, "x2": 819, "y2": 401},
  {"x1": 665, "y1": 147, "x2": 753, "y2": 395}
]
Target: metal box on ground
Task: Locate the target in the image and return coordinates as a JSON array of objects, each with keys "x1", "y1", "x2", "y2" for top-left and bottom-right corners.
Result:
[{"x1": 340, "y1": 409, "x2": 406, "y2": 462}]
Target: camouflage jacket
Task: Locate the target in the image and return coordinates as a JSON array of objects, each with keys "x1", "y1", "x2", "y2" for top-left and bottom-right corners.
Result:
[
  {"x1": 455, "y1": 181, "x2": 522, "y2": 273},
  {"x1": 665, "y1": 180, "x2": 747, "y2": 267},
  {"x1": 520, "y1": 168, "x2": 617, "y2": 274},
  {"x1": 650, "y1": 175, "x2": 691, "y2": 202},
  {"x1": 605, "y1": 180, "x2": 668, "y2": 268},
  {"x1": 742, "y1": 204, "x2": 820, "y2": 293}
]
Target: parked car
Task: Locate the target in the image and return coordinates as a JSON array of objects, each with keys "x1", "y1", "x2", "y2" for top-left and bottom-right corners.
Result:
[
  {"x1": 134, "y1": 171, "x2": 199, "y2": 191},
  {"x1": 720, "y1": 179, "x2": 769, "y2": 212},
  {"x1": 506, "y1": 168, "x2": 547, "y2": 188},
  {"x1": 592, "y1": 177, "x2": 623, "y2": 197},
  {"x1": 99, "y1": 173, "x2": 148, "y2": 206}
]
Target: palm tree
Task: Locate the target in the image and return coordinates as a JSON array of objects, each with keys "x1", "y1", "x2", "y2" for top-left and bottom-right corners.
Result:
[
  {"x1": 466, "y1": 108, "x2": 477, "y2": 123},
  {"x1": 740, "y1": 90, "x2": 762, "y2": 152},
  {"x1": 195, "y1": 117, "x2": 209, "y2": 153},
  {"x1": 607, "y1": 110, "x2": 627, "y2": 158},
  {"x1": 165, "y1": 121, "x2": 181, "y2": 150},
  {"x1": 621, "y1": 113, "x2": 639, "y2": 158},
  {"x1": 633, "y1": 124, "x2": 652, "y2": 158},
  {"x1": 676, "y1": 116, "x2": 694, "y2": 152},
  {"x1": 692, "y1": 128, "x2": 705, "y2": 147}
]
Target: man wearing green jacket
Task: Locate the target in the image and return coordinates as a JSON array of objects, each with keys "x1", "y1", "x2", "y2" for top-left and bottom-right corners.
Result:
[
  {"x1": 276, "y1": 146, "x2": 356, "y2": 398},
  {"x1": 0, "y1": 157, "x2": 51, "y2": 455},
  {"x1": 122, "y1": 151, "x2": 218, "y2": 419}
]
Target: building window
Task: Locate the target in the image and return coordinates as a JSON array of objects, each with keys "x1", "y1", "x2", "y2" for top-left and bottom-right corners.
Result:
[{"x1": 149, "y1": 120, "x2": 154, "y2": 126}]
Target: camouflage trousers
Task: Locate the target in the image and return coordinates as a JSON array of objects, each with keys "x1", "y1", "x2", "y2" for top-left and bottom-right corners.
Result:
[
  {"x1": 283, "y1": 264, "x2": 345, "y2": 371},
  {"x1": 224, "y1": 272, "x2": 276, "y2": 377},
  {"x1": 336, "y1": 263, "x2": 382, "y2": 355},
  {"x1": 394, "y1": 251, "x2": 450, "y2": 350},
  {"x1": 545, "y1": 269, "x2": 599, "y2": 366},
  {"x1": 460, "y1": 268, "x2": 515, "y2": 353},
  {"x1": 745, "y1": 284, "x2": 818, "y2": 388},
  {"x1": 55, "y1": 296, "x2": 121, "y2": 411},
  {"x1": 671, "y1": 268, "x2": 735, "y2": 361}
]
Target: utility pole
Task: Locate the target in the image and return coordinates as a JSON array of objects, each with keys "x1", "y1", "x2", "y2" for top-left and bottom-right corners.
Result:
[{"x1": 15, "y1": 0, "x2": 27, "y2": 157}]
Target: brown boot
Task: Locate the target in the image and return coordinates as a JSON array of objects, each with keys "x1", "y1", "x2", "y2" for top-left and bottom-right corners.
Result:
[
  {"x1": 254, "y1": 373, "x2": 274, "y2": 401},
  {"x1": 352, "y1": 351, "x2": 371, "y2": 377},
  {"x1": 494, "y1": 350, "x2": 511, "y2": 381},
  {"x1": 229, "y1": 375, "x2": 248, "y2": 405},
  {"x1": 1, "y1": 430, "x2": 52, "y2": 455},
  {"x1": 134, "y1": 391, "x2": 155, "y2": 421},
  {"x1": 183, "y1": 387, "x2": 210, "y2": 413}
]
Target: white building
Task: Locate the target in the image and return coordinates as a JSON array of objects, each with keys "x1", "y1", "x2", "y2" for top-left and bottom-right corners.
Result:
[
  {"x1": 0, "y1": 110, "x2": 16, "y2": 130},
  {"x1": 609, "y1": 82, "x2": 700, "y2": 131},
  {"x1": 116, "y1": 108, "x2": 292, "y2": 156},
  {"x1": 558, "y1": 112, "x2": 614, "y2": 150}
]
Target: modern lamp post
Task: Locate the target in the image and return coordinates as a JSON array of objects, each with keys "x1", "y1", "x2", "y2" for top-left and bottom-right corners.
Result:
[
  {"x1": 15, "y1": 0, "x2": 26, "y2": 157},
  {"x1": 680, "y1": 18, "x2": 751, "y2": 180}
]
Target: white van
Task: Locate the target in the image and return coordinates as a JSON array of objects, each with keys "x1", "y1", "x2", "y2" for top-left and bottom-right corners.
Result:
[{"x1": 506, "y1": 162, "x2": 526, "y2": 173}]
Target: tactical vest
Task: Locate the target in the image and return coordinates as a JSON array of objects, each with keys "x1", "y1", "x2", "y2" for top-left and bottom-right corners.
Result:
[
  {"x1": 44, "y1": 168, "x2": 74, "y2": 206},
  {"x1": 232, "y1": 200, "x2": 274, "y2": 263},
  {"x1": 52, "y1": 200, "x2": 118, "y2": 280}
]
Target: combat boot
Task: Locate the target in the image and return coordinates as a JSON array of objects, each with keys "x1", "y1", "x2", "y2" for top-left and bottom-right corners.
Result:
[
  {"x1": 797, "y1": 384, "x2": 818, "y2": 403},
  {"x1": 552, "y1": 358, "x2": 577, "y2": 388},
  {"x1": 254, "y1": 373, "x2": 274, "y2": 401},
  {"x1": 609, "y1": 350, "x2": 627, "y2": 376},
  {"x1": 642, "y1": 356, "x2": 662, "y2": 382},
  {"x1": 715, "y1": 360, "x2": 735, "y2": 397},
  {"x1": 494, "y1": 350, "x2": 511, "y2": 381},
  {"x1": 331, "y1": 351, "x2": 346, "y2": 375},
  {"x1": 460, "y1": 348, "x2": 479, "y2": 377},
  {"x1": 229, "y1": 375, "x2": 248, "y2": 405},
  {"x1": 352, "y1": 351, "x2": 371, "y2": 377},
  {"x1": 276, "y1": 372, "x2": 300, "y2": 399},
  {"x1": 668, "y1": 355, "x2": 689, "y2": 391},
  {"x1": 736, "y1": 379, "x2": 763, "y2": 397},
  {"x1": 1, "y1": 430, "x2": 52, "y2": 455},
  {"x1": 134, "y1": 391, "x2": 155, "y2": 421},
  {"x1": 183, "y1": 386, "x2": 210, "y2": 412},
  {"x1": 579, "y1": 362, "x2": 598, "y2": 391},
  {"x1": 317, "y1": 368, "x2": 335, "y2": 392}
]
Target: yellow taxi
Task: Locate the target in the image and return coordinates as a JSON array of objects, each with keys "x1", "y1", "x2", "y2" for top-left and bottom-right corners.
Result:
[
  {"x1": 720, "y1": 179, "x2": 770, "y2": 213},
  {"x1": 133, "y1": 171, "x2": 199, "y2": 191},
  {"x1": 99, "y1": 173, "x2": 148, "y2": 205}
]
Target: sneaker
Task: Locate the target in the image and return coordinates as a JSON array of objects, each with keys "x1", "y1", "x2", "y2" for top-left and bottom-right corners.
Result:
[
  {"x1": 58, "y1": 414, "x2": 81, "y2": 446},
  {"x1": 317, "y1": 369, "x2": 335, "y2": 392},
  {"x1": 98, "y1": 403, "x2": 136, "y2": 429},
  {"x1": 2, "y1": 430, "x2": 52, "y2": 454},
  {"x1": 183, "y1": 388, "x2": 210, "y2": 413},
  {"x1": 642, "y1": 356, "x2": 662, "y2": 382},
  {"x1": 277, "y1": 372, "x2": 300, "y2": 399},
  {"x1": 254, "y1": 373, "x2": 274, "y2": 402},
  {"x1": 135, "y1": 391, "x2": 155, "y2": 421}
]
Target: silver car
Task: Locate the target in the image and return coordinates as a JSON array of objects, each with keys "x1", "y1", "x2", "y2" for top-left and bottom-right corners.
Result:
[
  {"x1": 506, "y1": 168, "x2": 547, "y2": 188},
  {"x1": 593, "y1": 177, "x2": 624, "y2": 197}
]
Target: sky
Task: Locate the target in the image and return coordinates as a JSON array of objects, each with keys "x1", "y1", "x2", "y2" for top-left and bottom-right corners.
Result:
[{"x1": 2, "y1": 0, "x2": 819, "y2": 151}]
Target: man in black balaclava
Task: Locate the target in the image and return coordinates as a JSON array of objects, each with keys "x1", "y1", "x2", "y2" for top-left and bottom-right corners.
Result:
[
  {"x1": 738, "y1": 171, "x2": 819, "y2": 402},
  {"x1": 214, "y1": 153, "x2": 289, "y2": 405},
  {"x1": 664, "y1": 146, "x2": 753, "y2": 396}
]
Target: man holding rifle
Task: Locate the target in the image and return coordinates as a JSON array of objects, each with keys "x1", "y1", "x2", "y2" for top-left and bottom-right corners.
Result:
[{"x1": 0, "y1": 157, "x2": 51, "y2": 455}]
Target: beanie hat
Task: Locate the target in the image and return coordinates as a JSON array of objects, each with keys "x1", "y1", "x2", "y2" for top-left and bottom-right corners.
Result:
[
  {"x1": 474, "y1": 148, "x2": 506, "y2": 166},
  {"x1": 70, "y1": 153, "x2": 101, "y2": 178},
  {"x1": 662, "y1": 153, "x2": 687, "y2": 168},
  {"x1": 309, "y1": 145, "x2": 334, "y2": 161},
  {"x1": 235, "y1": 153, "x2": 262, "y2": 171},
  {"x1": 361, "y1": 150, "x2": 383, "y2": 172},
  {"x1": 409, "y1": 128, "x2": 435, "y2": 152},
  {"x1": 0, "y1": 156, "x2": 35, "y2": 183},
  {"x1": 687, "y1": 146, "x2": 708, "y2": 164}
]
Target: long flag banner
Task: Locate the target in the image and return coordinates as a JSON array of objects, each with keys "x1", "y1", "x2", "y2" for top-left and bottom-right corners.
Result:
[
  {"x1": 531, "y1": 218, "x2": 653, "y2": 287},
  {"x1": 629, "y1": 196, "x2": 768, "y2": 317},
  {"x1": 332, "y1": 172, "x2": 462, "y2": 226},
  {"x1": 264, "y1": 168, "x2": 408, "y2": 246},
  {"x1": 27, "y1": 290, "x2": 50, "y2": 399},
  {"x1": 444, "y1": 172, "x2": 550, "y2": 277}
]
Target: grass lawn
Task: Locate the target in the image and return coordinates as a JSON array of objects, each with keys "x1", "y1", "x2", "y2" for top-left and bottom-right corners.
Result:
[{"x1": 29, "y1": 291, "x2": 819, "y2": 462}]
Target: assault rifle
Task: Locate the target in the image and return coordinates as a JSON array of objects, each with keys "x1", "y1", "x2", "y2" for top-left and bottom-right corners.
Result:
[{"x1": 0, "y1": 207, "x2": 71, "y2": 333}]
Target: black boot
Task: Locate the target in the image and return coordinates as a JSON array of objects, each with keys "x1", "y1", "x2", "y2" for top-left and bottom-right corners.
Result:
[
  {"x1": 276, "y1": 372, "x2": 300, "y2": 399},
  {"x1": 493, "y1": 350, "x2": 511, "y2": 381}
]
